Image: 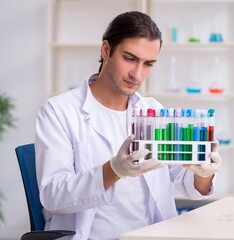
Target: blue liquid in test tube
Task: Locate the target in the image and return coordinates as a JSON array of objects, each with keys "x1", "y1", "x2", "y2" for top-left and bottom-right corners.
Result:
[{"x1": 199, "y1": 109, "x2": 208, "y2": 161}]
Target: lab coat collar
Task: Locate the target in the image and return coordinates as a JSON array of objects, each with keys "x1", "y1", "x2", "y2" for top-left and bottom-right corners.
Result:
[{"x1": 82, "y1": 74, "x2": 99, "y2": 113}]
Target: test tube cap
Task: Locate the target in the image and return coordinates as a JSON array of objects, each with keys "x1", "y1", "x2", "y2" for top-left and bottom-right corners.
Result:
[
  {"x1": 186, "y1": 109, "x2": 194, "y2": 117},
  {"x1": 160, "y1": 108, "x2": 168, "y2": 117},
  {"x1": 168, "y1": 108, "x2": 174, "y2": 117},
  {"x1": 147, "y1": 108, "x2": 154, "y2": 116},
  {"x1": 181, "y1": 108, "x2": 187, "y2": 117},
  {"x1": 174, "y1": 108, "x2": 182, "y2": 117},
  {"x1": 155, "y1": 108, "x2": 161, "y2": 117},
  {"x1": 194, "y1": 109, "x2": 201, "y2": 117},
  {"x1": 208, "y1": 109, "x2": 215, "y2": 116},
  {"x1": 200, "y1": 109, "x2": 208, "y2": 117}
]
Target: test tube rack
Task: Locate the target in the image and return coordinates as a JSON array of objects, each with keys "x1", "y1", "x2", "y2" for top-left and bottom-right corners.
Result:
[{"x1": 133, "y1": 140, "x2": 212, "y2": 164}]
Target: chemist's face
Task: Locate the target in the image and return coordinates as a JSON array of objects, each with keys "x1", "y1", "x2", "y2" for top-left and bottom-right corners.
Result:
[{"x1": 101, "y1": 37, "x2": 161, "y2": 97}]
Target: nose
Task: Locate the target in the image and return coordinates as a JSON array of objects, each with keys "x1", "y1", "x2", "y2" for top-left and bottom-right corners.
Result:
[{"x1": 129, "y1": 64, "x2": 143, "y2": 81}]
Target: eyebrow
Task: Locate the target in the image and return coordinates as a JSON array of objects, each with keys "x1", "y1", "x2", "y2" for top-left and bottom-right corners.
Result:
[{"x1": 123, "y1": 51, "x2": 157, "y2": 64}]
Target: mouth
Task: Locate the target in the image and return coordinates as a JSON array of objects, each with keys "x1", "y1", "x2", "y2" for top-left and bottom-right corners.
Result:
[{"x1": 124, "y1": 80, "x2": 139, "y2": 89}]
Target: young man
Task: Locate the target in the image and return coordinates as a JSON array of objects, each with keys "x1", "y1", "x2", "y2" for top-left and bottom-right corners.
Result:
[{"x1": 35, "y1": 11, "x2": 222, "y2": 240}]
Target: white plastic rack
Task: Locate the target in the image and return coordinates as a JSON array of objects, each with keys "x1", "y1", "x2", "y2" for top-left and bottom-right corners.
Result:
[{"x1": 133, "y1": 140, "x2": 212, "y2": 164}]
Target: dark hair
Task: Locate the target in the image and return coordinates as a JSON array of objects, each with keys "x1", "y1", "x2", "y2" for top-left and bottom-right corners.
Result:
[{"x1": 98, "y1": 11, "x2": 162, "y2": 73}]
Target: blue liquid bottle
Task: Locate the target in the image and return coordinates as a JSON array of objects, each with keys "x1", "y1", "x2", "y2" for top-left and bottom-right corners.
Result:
[{"x1": 186, "y1": 58, "x2": 201, "y2": 94}]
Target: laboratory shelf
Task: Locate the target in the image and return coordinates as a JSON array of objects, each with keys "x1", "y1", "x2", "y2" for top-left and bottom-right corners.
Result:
[
  {"x1": 51, "y1": 43, "x2": 101, "y2": 48},
  {"x1": 51, "y1": 42, "x2": 234, "y2": 50},
  {"x1": 162, "y1": 43, "x2": 234, "y2": 51},
  {"x1": 50, "y1": 42, "x2": 234, "y2": 50},
  {"x1": 152, "y1": 0, "x2": 234, "y2": 2}
]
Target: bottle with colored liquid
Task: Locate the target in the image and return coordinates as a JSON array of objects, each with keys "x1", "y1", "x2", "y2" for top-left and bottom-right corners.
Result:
[
  {"x1": 186, "y1": 58, "x2": 202, "y2": 94},
  {"x1": 209, "y1": 57, "x2": 224, "y2": 94}
]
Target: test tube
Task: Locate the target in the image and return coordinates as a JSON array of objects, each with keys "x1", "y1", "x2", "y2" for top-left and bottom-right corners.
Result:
[
  {"x1": 160, "y1": 108, "x2": 168, "y2": 160},
  {"x1": 193, "y1": 109, "x2": 201, "y2": 141},
  {"x1": 145, "y1": 108, "x2": 154, "y2": 159},
  {"x1": 186, "y1": 109, "x2": 194, "y2": 161},
  {"x1": 147, "y1": 108, "x2": 155, "y2": 140},
  {"x1": 174, "y1": 108, "x2": 182, "y2": 160},
  {"x1": 154, "y1": 109, "x2": 161, "y2": 140},
  {"x1": 131, "y1": 107, "x2": 139, "y2": 151},
  {"x1": 154, "y1": 108, "x2": 161, "y2": 159},
  {"x1": 141, "y1": 108, "x2": 148, "y2": 140},
  {"x1": 199, "y1": 109, "x2": 208, "y2": 160},
  {"x1": 168, "y1": 108, "x2": 175, "y2": 160},
  {"x1": 200, "y1": 109, "x2": 208, "y2": 141},
  {"x1": 208, "y1": 109, "x2": 215, "y2": 141},
  {"x1": 181, "y1": 109, "x2": 187, "y2": 160}
]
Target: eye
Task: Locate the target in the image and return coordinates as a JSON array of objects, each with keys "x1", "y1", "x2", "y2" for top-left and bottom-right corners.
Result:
[
  {"x1": 145, "y1": 62, "x2": 154, "y2": 67},
  {"x1": 123, "y1": 55, "x2": 135, "y2": 62}
]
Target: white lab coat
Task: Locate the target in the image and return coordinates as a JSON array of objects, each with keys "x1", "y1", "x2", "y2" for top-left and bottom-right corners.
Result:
[{"x1": 35, "y1": 74, "x2": 214, "y2": 240}]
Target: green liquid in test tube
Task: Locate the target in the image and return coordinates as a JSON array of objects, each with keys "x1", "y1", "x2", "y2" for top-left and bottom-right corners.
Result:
[
  {"x1": 160, "y1": 108, "x2": 168, "y2": 160},
  {"x1": 154, "y1": 108, "x2": 161, "y2": 159},
  {"x1": 168, "y1": 108, "x2": 175, "y2": 160},
  {"x1": 186, "y1": 109, "x2": 194, "y2": 161},
  {"x1": 174, "y1": 108, "x2": 182, "y2": 160}
]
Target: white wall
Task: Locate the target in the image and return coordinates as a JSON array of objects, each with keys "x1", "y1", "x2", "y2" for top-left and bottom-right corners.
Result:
[{"x1": 0, "y1": 1, "x2": 46, "y2": 239}]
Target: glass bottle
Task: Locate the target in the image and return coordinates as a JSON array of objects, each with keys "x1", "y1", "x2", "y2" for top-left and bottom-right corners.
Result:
[
  {"x1": 186, "y1": 58, "x2": 201, "y2": 94},
  {"x1": 209, "y1": 56, "x2": 224, "y2": 94},
  {"x1": 165, "y1": 56, "x2": 180, "y2": 93}
]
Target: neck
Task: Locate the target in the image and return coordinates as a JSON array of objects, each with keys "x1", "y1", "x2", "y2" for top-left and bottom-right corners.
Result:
[{"x1": 90, "y1": 78, "x2": 128, "y2": 111}]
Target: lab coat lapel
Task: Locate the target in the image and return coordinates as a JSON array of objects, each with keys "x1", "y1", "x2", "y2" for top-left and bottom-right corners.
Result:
[{"x1": 82, "y1": 80, "x2": 113, "y2": 148}]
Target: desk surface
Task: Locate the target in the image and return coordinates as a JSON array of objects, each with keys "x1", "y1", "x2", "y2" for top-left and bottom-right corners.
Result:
[{"x1": 120, "y1": 197, "x2": 234, "y2": 240}]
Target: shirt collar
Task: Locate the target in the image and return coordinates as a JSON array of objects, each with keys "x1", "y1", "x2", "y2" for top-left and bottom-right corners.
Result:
[{"x1": 82, "y1": 74, "x2": 140, "y2": 113}]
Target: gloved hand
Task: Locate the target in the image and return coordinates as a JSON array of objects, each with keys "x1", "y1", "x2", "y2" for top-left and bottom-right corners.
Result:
[
  {"x1": 110, "y1": 135, "x2": 164, "y2": 178},
  {"x1": 183, "y1": 140, "x2": 222, "y2": 177}
]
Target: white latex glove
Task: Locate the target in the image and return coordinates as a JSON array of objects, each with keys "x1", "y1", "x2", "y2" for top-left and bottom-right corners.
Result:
[
  {"x1": 183, "y1": 140, "x2": 222, "y2": 177},
  {"x1": 110, "y1": 135, "x2": 164, "y2": 178}
]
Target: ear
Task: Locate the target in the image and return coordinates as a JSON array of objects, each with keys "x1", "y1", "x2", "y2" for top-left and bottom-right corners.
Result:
[{"x1": 101, "y1": 40, "x2": 111, "y2": 60}]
